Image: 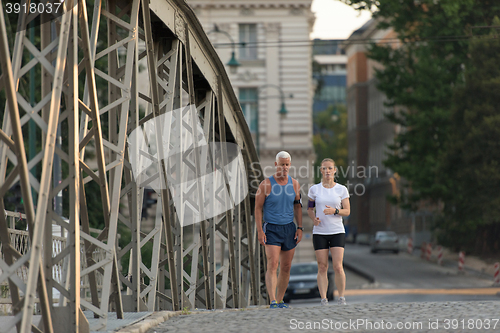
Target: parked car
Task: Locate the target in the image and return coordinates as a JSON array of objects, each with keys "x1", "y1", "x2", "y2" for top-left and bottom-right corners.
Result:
[
  {"x1": 283, "y1": 262, "x2": 334, "y2": 303},
  {"x1": 370, "y1": 231, "x2": 399, "y2": 254}
]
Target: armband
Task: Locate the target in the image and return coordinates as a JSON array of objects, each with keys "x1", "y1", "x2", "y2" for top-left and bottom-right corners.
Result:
[
  {"x1": 293, "y1": 194, "x2": 302, "y2": 207},
  {"x1": 308, "y1": 200, "x2": 315, "y2": 208}
]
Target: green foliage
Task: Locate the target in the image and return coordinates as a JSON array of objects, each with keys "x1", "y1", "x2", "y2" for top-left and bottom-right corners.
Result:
[
  {"x1": 372, "y1": 0, "x2": 498, "y2": 210},
  {"x1": 0, "y1": 13, "x2": 43, "y2": 144},
  {"x1": 312, "y1": 105, "x2": 348, "y2": 184},
  {"x1": 341, "y1": 1, "x2": 500, "y2": 254},
  {"x1": 435, "y1": 23, "x2": 500, "y2": 255},
  {"x1": 341, "y1": 0, "x2": 500, "y2": 210}
]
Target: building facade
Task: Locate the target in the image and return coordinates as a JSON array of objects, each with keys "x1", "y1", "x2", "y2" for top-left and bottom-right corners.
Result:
[
  {"x1": 344, "y1": 19, "x2": 411, "y2": 237},
  {"x1": 188, "y1": 0, "x2": 316, "y2": 197},
  {"x1": 312, "y1": 39, "x2": 347, "y2": 119}
]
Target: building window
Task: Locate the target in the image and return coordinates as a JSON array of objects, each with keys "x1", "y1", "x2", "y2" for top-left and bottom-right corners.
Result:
[
  {"x1": 239, "y1": 88, "x2": 258, "y2": 133},
  {"x1": 239, "y1": 24, "x2": 257, "y2": 60},
  {"x1": 320, "y1": 64, "x2": 347, "y2": 75},
  {"x1": 317, "y1": 85, "x2": 346, "y2": 103}
]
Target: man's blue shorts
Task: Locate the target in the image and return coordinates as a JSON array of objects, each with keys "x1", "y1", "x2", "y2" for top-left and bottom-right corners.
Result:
[{"x1": 263, "y1": 221, "x2": 297, "y2": 251}]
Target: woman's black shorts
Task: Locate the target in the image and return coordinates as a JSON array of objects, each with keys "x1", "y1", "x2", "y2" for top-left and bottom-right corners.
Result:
[{"x1": 313, "y1": 233, "x2": 345, "y2": 250}]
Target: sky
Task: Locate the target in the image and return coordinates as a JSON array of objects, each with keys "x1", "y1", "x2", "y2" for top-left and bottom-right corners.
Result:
[{"x1": 310, "y1": 0, "x2": 372, "y2": 39}]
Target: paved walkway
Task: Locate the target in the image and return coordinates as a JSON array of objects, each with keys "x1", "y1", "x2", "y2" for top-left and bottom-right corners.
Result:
[
  {"x1": 113, "y1": 242, "x2": 500, "y2": 333},
  {"x1": 128, "y1": 301, "x2": 500, "y2": 333}
]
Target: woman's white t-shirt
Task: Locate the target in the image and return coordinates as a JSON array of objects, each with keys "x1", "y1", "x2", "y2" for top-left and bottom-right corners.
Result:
[{"x1": 308, "y1": 183, "x2": 350, "y2": 235}]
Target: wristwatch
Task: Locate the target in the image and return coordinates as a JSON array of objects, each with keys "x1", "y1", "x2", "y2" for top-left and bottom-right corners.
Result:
[
  {"x1": 334, "y1": 208, "x2": 339, "y2": 215},
  {"x1": 297, "y1": 227, "x2": 304, "y2": 231}
]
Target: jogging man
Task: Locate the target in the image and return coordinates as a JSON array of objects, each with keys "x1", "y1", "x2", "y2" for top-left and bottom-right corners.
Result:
[{"x1": 255, "y1": 151, "x2": 303, "y2": 308}]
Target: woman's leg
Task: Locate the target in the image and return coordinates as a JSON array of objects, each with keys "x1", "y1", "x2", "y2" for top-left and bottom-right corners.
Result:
[
  {"x1": 315, "y1": 249, "x2": 329, "y2": 299},
  {"x1": 330, "y1": 246, "x2": 345, "y2": 297}
]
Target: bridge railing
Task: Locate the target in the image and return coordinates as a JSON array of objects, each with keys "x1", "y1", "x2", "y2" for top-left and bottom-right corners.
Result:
[{"x1": 0, "y1": 211, "x2": 106, "y2": 314}]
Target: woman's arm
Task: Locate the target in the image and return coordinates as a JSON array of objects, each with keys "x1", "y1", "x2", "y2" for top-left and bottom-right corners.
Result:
[
  {"x1": 307, "y1": 199, "x2": 320, "y2": 226},
  {"x1": 324, "y1": 197, "x2": 351, "y2": 217},
  {"x1": 338, "y1": 197, "x2": 350, "y2": 217}
]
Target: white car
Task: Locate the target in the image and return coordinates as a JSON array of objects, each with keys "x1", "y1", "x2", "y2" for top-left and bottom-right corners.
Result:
[{"x1": 371, "y1": 231, "x2": 399, "y2": 254}]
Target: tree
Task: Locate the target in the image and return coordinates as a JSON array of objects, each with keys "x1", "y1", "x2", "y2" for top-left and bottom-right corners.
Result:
[
  {"x1": 340, "y1": 0, "x2": 500, "y2": 210},
  {"x1": 312, "y1": 104, "x2": 348, "y2": 184},
  {"x1": 340, "y1": 0, "x2": 500, "y2": 255},
  {"x1": 436, "y1": 23, "x2": 500, "y2": 255}
]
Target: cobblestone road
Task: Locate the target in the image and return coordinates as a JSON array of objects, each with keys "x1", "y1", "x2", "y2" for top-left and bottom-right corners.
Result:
[{"x1": 146, "y1": 301, "x2": 500, "y2": 333}]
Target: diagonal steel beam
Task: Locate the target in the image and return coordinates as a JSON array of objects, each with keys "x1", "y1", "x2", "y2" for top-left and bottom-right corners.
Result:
[
  {"x1": 15, "y1": 3, "x2": 74, "y2": 332},
  {"x1": 140, "y1": 0, "x2": 179, "y2": 311},
  {"x1": 216, "y1": 75, "x2": 238, "y2": 308}
]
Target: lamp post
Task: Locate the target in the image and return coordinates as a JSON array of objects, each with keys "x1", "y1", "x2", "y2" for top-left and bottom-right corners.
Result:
[
  {"x1": 207, "y1": 24, "x2": 241, "y2": 74},
  {"x1": 258, "y1": 84, "x2": 289, "y2": 118},
  {"x1": 331, "y1": 106, "x2": 340, "y2": 122},
  {"x1": 254, "y1": 84, "x2": 290, "y2": 155}
]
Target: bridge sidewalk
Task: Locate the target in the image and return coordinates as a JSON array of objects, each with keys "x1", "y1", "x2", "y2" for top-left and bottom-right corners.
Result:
[{"x1": 116, "y1": 301, "x2": 500, "y2": 333}]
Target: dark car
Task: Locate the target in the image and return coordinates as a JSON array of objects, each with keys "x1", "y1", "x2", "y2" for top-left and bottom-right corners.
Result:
[
  {"x1": 370, "y1": 231, "x2": 399, "y2": 253},
  {"x1": 283, "y1": 262, "x2": 334, "y2": 303}
]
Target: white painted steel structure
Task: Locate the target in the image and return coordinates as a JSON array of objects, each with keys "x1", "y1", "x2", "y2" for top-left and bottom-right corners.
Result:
[{"x1": 0, "y1": 0, "x2": 266, "y2": 332}]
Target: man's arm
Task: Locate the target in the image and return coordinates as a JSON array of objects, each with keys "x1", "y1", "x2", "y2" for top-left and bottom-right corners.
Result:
[
  {"x1": 255, "y1": 180, "x2": 268, "y2": 246},
  {"x1": 293, "y1": 179, "x2": 303, "y2": 244}
]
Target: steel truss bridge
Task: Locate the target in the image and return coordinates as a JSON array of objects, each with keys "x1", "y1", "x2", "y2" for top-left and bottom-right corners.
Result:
[{"x1": 0, "y1": 0, "x2": 267, "y2": 331}]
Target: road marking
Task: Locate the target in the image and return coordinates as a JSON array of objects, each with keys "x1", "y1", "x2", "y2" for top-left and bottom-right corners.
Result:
[{"x1": 335, "y1": 288, "x2": 500, "y2": 296}]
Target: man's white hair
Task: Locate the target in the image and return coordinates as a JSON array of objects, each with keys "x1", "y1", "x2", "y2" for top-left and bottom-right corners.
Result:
[{"x1": 276, "y1": 151, "x2": 291, "y2": 163}]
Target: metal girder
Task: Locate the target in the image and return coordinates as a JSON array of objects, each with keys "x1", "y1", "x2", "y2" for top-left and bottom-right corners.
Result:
[{"x1": 0, "y1": 0, "x2": 265, "y2": 331}]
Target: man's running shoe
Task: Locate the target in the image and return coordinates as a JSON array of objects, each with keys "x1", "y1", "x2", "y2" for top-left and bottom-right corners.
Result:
[
  {"x1": 337, "y1": 297, "x2": 347, "y2": 305},
  {"x1": 321, "y1": 298, "x2": 329, "y2": 306},
  {"x1": 278, "y1": 300, "x2": 289, "y2": 308},
  {"x1": 270, "y1": 300, "x2": 279, "y2": 309}
]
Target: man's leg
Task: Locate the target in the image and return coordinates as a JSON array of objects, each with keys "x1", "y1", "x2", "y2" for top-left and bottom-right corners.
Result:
[
  {"x1": 265, "y1": 245, "x2": 281, "y2": 303},
  {"x1": 276, "y1": 247, "x2": 295, "y2": 302}
]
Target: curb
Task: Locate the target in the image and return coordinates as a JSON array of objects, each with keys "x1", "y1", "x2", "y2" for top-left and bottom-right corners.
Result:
[
  {"x1": 441, "y1": 258, "x2": 495, "y2": 280},
  {"x1": 412, "y1": 249, "x2": 497, "y2": 280},
  {"x1": 115, "y1": 306, "x2": 270, "y2": 332},
  {"x1": 116, "y1": 311, "x2": 181, "y2": 333},
  {"x1": 343, "y1": 260, "x2": 376, "y2": 283}
]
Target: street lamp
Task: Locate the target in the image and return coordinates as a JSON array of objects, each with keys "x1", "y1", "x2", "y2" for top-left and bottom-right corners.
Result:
[
  {"x1": 253, "y1": 84, "x2": 291, "y2": 155},
  {"x1": 207, "y1": 24, "x2": 241, "y2": 74},
  {"x1": 331, "y1": 106, "x2": 340, "y2": 122},
  {"x1": 258, "y1": 84, "x2": 289, "y2": 118}
]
